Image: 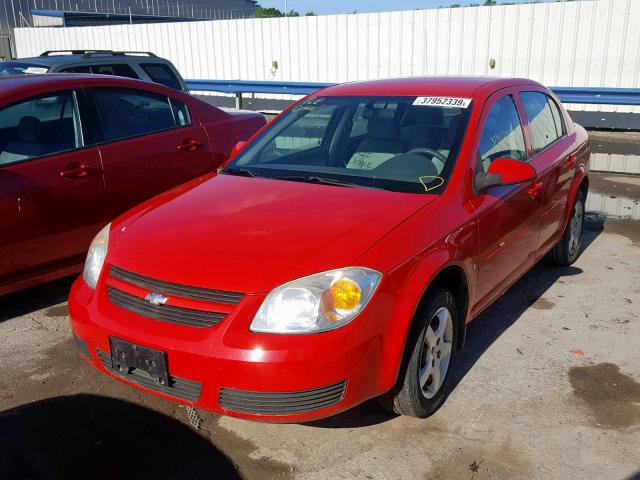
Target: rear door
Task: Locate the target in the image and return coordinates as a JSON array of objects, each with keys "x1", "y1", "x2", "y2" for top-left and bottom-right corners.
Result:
[
  {"x1": 0, "y1": 89, "x2": 106, "y2": 282},
  {"x1": 517, "y1": 90, "x2": 575, "y2": 252},
  {"x1": 84, "y1": 86, "x2": 215, "y2": 220},
  {"x1": 471, "y1": 90, "x2": 544, "y2": 314},
  {"x1": 0, "y1": 171, "x2": 20, "y2": 282}
]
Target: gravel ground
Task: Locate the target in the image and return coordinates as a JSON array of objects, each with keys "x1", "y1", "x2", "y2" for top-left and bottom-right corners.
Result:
[{"x1": 1, "y1": 172, "x2": 639, "y2": 480}]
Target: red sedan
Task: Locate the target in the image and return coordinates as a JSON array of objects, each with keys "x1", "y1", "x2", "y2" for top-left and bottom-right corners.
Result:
[
  {"x1": 0, "y1": 74, "x2": 265, "y2": 295},
  {"x1": 69, "y1": 77, "x2": 590, "y2": 422}
]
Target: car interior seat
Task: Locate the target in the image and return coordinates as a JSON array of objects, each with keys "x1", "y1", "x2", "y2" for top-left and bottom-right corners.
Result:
[
  {"x1": 346, "y1": 116, "x2": 405, "y2": 170},
  {"x1": 0, "y1": 116, "x2": 47, "y2": 165},
  {"x1": 401, "y1": 106, "x2": 447, "y2": 152}
]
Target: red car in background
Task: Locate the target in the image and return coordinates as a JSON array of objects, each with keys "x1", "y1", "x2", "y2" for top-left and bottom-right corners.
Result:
[
  {"x1": 69, "y1": 77, "x2": 589, "y2": 422},
  {"x1": 0, "y1": 74, "x2": 265, "y2": 295}
]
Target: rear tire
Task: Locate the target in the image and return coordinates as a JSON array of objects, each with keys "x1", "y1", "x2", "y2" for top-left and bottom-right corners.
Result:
[
  {"x1": 546, "y1": 190, "x2": 585, "y2": 266},
  {"x1": 379, "y1": 288, "x2": 458, "y2": 418}
]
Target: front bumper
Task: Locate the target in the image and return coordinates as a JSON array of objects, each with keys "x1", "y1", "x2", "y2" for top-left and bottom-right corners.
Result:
[{"x1": 68, "y1": 276, "x2": 389, "y2": 423}]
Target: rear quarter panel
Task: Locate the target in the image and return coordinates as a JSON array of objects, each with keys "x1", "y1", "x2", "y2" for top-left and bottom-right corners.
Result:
[{"x1": 199, "y1": 110, "x2": 267, "y2": 162}]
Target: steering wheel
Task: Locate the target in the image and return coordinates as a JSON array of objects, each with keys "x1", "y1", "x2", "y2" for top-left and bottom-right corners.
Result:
[{"x1": 406, "y1": 147, "x2": 449, "y2": 166}]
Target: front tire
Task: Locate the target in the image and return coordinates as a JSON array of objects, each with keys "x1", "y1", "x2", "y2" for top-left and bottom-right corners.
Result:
[
  {"x1": 380, "y1": 288, "x2": 458, "y2": 418},
  {"x1": 547, "y1": 190, "x2": 585, "y2": 265}
]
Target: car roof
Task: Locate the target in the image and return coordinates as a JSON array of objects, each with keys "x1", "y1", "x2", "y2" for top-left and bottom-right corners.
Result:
[
  {"x1": 8, "y1": 54, "x2": 167, "y2": 67},
  {"x1": 0, "y1": 73, "x2": 173, "y2": 98},
  {"x1": 311, "y1": 76, "x2": 541, "y2": 98}
]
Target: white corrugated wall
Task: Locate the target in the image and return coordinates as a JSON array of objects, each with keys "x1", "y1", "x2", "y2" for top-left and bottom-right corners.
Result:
[{"x1": 14, "y1": 0, "x2": 640, "y2": 104}]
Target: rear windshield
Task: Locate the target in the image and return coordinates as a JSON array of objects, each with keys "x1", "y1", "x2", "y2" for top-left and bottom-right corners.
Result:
[
  {"x1": 225, "y1": 95, "x2": 472, "y2": 194},
  {"x1": 0, "y1": 62, "x2": 49, "y2": 75},
  {"x1": 140, "y1": 63, "x2": 183, "y2": 91}
]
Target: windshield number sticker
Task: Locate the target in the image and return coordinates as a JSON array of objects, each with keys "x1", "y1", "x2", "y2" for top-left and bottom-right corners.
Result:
[
  {"x1": 413, "y1": 96, "x2": 472, "y2": 108},
  {"x1": 24, "y1": 67, "x2": 48, "y2": 74}
]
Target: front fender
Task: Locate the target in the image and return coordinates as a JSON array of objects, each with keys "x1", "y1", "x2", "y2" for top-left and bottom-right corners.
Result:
[{"x1": 374, "y1": 248, "x2": 476, "y2": 393}]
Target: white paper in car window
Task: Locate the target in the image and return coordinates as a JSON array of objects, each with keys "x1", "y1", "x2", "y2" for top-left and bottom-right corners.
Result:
[
  {"x1": 24, "y1": 67, "x2": 48, "y2": 74},
  {"x1": 413, "y1": 96, "x2": 472, "y2": 108}
]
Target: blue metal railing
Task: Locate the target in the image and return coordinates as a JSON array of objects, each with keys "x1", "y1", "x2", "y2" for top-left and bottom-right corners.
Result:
[{"x1": 186, "y1": 79, "x2": 640, "y2": 109}]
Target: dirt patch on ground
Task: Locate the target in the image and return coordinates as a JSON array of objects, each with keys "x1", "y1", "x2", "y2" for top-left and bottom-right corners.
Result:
[
  {"x1": 569, "y1": 363, "x2": 640, "y2": 429},
  {"x1": 425, "y1": 443, "x2": 532, "y2": 480},
  {"x1": 531, "y1": 298, "x2": 556, "y2": 310},
  {"x1": 43, "y1": 304, "x2": 69, "y2": 318}
]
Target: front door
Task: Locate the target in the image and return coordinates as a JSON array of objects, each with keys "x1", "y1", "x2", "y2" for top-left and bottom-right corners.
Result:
[
  {"x1": 471, "y1": 91, "x2": 543, "y2": 314},
  {"x1": 84, "y1": 87, "x2": 215, "y2": 221}
]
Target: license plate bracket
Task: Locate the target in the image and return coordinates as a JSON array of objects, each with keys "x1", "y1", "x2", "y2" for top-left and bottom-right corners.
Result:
[{"x1": 109, "y1": 337, "x2": 169, "y2": 386}]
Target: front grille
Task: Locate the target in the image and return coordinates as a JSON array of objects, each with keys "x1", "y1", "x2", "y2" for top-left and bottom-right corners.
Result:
[
  {"x1": 110, "y1": 266, "x2": 244, "y2": 305},
  {"x1": 108, "y1": 286, "x2": 225, "y2": 328},
  {"x1": 97, "y1": 350, "x2": 202, "y2": 402},
  {"x1": 219, "y1": 381, "x2": 347, "y2": 415}
]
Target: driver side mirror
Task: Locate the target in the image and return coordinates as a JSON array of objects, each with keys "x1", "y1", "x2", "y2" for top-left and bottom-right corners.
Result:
[
  {"x1": 230, "y1": 141, "x2": 247, "y2": 159},
  {"x1": 473, "y1": 156, "x2": 536, "y2": 195}
]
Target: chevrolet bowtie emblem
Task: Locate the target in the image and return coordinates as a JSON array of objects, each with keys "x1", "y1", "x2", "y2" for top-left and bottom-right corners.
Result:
[{"x1": 145, "y1": 292, "x2": 169, "y2": 306}]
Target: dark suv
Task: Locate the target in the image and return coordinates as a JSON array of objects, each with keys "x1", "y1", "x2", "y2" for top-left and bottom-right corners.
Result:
[{"x1": 0, "y1": 50, "x2": 188, "y2": 92}]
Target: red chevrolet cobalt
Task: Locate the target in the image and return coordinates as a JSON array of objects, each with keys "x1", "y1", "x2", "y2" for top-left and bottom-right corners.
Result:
[{"x1": 69, "y1": 77, "x2": 590, "y2": 422}]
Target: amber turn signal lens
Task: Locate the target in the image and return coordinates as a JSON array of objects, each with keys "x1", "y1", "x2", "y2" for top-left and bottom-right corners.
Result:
[{"x1": 329, "y1": 278, "x2": 361, "y2": 312}]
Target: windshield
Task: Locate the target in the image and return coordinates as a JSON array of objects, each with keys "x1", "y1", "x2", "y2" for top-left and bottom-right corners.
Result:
[
  {"x1": 0, "y1": 62, "x2": 49, "y2": 76},
  {"x1": 225, "y1": 95, "x2": 471, "y2": 194}
]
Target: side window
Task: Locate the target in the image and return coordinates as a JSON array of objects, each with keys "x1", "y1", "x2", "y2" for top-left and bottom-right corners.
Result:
[
  {"x1": 349, "y1": 104, "x2": 369, "y2": 138},
  {"x1": 478, "y1": 95, "x2": 527, "y2": 172},
  {"x1": 90, "y1": 88, "x2": 186, "y2": 143},
  {"x1": 0, "y1": 92, "x2": 82, "y2": 166},
  {"x1": 521, "y1": 91, "x2": 561, "y2": 153},
  {"x1": 140, "y1": 63, "x2": 183, "y2": 90},
  {"x1": 92, "y1": 64, "x2": 139, "y2": 79},
  {"x1": 256, "y1": 103, "x2": 338, "y2": 162},
  {"x1": 60, "y1": 65, "x2": 92, "y2": 74},
  {"x1": 349, "y1": 103, "x2": 399, "y2": 138},
  {"x1": 547, "y1": 96, "x2": 565, "y2": 138}
]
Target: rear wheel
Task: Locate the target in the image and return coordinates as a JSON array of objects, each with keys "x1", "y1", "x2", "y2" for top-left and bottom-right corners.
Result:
[
  {"x1": 380, "y1": 288, "x2": 458, "y2": 418},
  {"x1": 547, "y1": 190, "x2": 585, "y2": 265}
]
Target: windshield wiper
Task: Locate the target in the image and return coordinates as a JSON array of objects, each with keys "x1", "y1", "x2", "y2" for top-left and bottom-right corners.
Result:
[
  {"x1": 276, "y1": 175, "x2": 372, "y2": 189},
  {"x1": 221, "y1": 167, "x2": 260, "y2": 178}
]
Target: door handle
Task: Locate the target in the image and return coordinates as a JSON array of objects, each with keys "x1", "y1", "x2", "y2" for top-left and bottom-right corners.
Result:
[
  {"x1": 59, "y1": 162, "x2": 96, "y2": 178},
  {"x1": 528, "y1": 181, "x2": 543, "y2": 199},
  {"x1": 177, "y1": 138, "x2": 204, "y2": 152},
  {"x1": 565, "y1": 155, "x2": 577, "y2": 168}
]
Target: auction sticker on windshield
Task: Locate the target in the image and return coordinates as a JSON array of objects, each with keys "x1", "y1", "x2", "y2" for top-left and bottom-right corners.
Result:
[
  {"x1": 413, "y1": 96, "x2": 472, "y2": 108},
  {"x1": 24, "y1": 67, "x2": 48, "y2": 74}
]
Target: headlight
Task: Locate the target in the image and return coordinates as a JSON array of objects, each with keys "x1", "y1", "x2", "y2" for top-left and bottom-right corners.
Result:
[
  {"x1": 250, "y1": 267, "x2": 382, "y2": 334},
  {"x1": 83, "y1": 223, "x2": 110, "y2": 289}
]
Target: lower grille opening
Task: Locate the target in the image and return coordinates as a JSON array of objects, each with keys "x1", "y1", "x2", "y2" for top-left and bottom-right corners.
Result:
[
  {"x1": 97, "y1": 350, "x2": 202, "y2": 402},
  {"x1": 73, "y1": 334, "x2": 91, "y2": 361},
  {"x1": 219, "y1": 381, "x2": 347, "y2": 415}
]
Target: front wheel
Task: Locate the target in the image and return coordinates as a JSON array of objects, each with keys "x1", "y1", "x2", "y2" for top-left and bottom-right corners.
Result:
[
  {"x1": 546, "y1": 190, "x2": 585, "y2": 265},
  {"x1": 380, "y1": 288, "x2": 458, "y2": 418}
]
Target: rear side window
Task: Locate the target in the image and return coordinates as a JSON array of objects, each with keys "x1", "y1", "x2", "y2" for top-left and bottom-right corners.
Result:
[
  {"x1": 60, "y1": 65, "x2": 92, "y2": 74},
  {"x1": 90, "y1": 88, "x2": 190, "y2": 142},
  {"x1": 0, "y1": 92, "x2": 82, "y2": 165},
  {"x1": 521, "y1": 92, "x2": 563, "y2": 153},
  {"x1": 478, "y1": 95, "x2": 527, "y2": 172},
  {"x1": 140, "y1": 63, "x2": 183, "y2": 90},
  {"x1": 92, "y1": 64, "x2": 139, "y2": 79}
]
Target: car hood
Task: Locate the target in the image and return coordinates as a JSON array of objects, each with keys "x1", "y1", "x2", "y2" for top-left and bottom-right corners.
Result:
[{"x1": 108, "y1": 174, "x2": 436, "y2": 293}]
